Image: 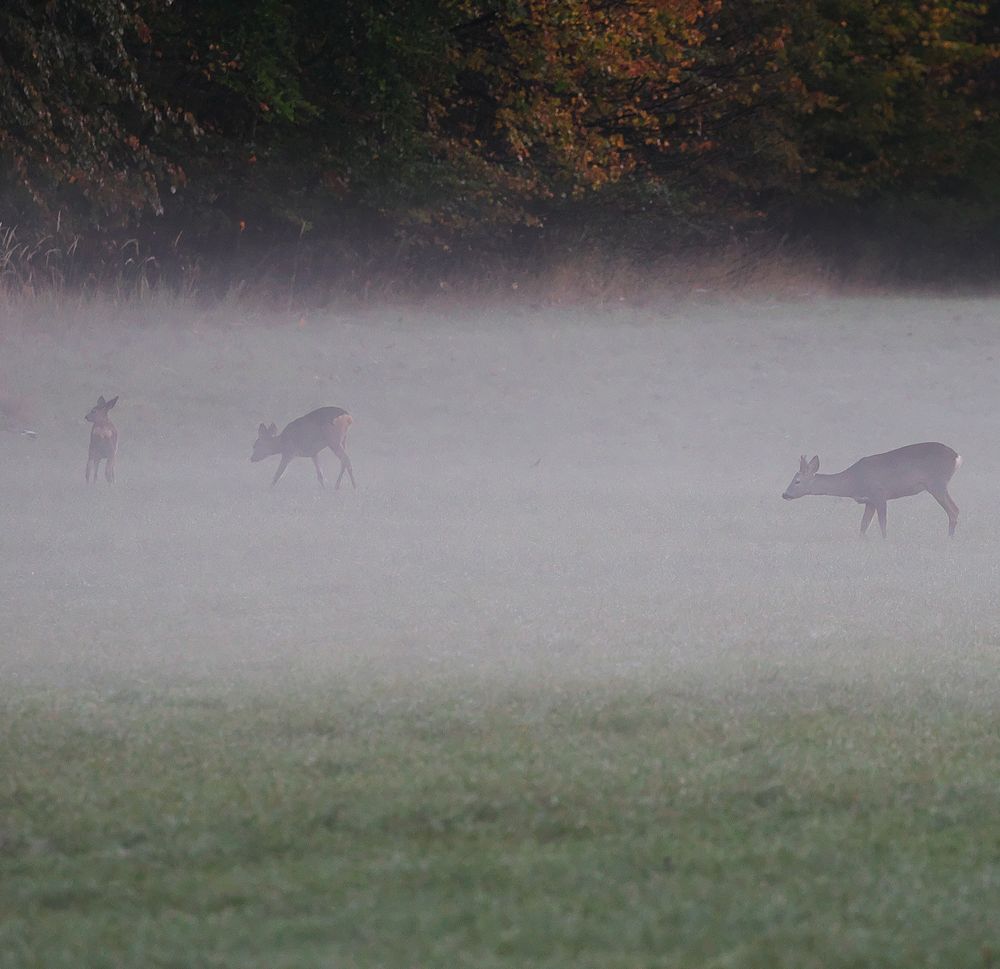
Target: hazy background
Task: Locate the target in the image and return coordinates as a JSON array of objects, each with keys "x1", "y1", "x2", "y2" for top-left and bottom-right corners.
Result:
[{"x1": 3, "y1": 296, "x2": 997, "y2": 700}]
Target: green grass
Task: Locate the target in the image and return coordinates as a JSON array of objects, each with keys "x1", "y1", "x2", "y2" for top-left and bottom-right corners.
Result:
[{"x1": 3, "y1": 676, "x2": 1000, "y2": 969}]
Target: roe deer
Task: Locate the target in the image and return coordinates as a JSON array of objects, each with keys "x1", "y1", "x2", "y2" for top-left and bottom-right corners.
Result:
[
  {"x1": 251, "y1": 406, "x2": 355, "y2": 489},
  {"x1": 85, "y1": 395, "x2": 118, "y2": 484},
  {"x1": 782, "y1": 443, "x2": 961, "y2": 538}
]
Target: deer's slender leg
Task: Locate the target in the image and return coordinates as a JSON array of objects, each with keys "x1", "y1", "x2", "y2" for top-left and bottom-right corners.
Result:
[
  {"x1": 860, "y1": 503, "x2": 876, "y2": 536},
  {"x1": 312, "y1": 454, "x2": 326, "y2": 488},
  {"x1": 105, "y1": 454, "x2": 115, "y2": 484},
  {"x1": 331, "y1": 443, "x2": 356, "y2": 490},
  {"x1": 271, "y1": 454, "x2": 291, "y2": 486},
  {"x1": 929, "y1": 488, "x2": 959, "y2": 537},
  {"x1": 876, "y1": 501, "x2": 887, "y2": 538},
  {"x1": 86, "y1": 458, "x2": 93, "y2": 483}
]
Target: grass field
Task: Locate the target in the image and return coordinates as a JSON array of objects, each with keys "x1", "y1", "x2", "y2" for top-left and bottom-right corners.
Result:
[{"x1": 2, "y1": 295, "x2": 1000, "y2": 967}]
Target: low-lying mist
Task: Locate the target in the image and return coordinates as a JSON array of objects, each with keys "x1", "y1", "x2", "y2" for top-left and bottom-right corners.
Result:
[{"x1": 3, "y1": 296, "x2": 998, "y2": 702}]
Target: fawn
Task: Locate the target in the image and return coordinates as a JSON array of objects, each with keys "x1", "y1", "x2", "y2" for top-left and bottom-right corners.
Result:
[
  {"x1": 85, "y1": 395, "x2": 118, "y2": 484},
  {"x1": 782, "y1": 443, "x2": 961, "y2": 538},
  {"x1": 251, "y1": 406, "x2": 355, "y2": 489}
]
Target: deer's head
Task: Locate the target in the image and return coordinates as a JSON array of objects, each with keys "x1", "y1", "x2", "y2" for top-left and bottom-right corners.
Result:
[
  {"x1": 783, "y1": 455, "x2": 819, "y2": 499},
  {"x1": 251, "y1": 422, "x2": 279, "y2": 462},
  {"x1": 86, "y1": 396, "x2": 117, "y2": 423}
]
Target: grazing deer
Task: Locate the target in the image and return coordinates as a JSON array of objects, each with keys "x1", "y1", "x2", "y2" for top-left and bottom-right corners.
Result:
[
  {"x1": 251, "y1": 406, "x2": 355, "y2": 489},
  {"x1": 782, "y1": 443, "x2": 961, "y2": 538},
  {"x1": 85, "y1": 395, "x2": 118, "y2": 484}
]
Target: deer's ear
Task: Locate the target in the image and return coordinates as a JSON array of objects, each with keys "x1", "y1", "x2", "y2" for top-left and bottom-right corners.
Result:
[
  {"x1": 97, "y1": 396, "x2": 106, "y2": 407},
  {"x1": 258, "y1": 423, "x2": 268, "y2": 437},
  {"x1": 105, "y1": 396, "x2": 118, "y2": 410},
  {"x1": 799, "y1": 455, "x2": 808, "y2": 471},
  {"x1": 268, "y1": 423, "x2": 277, "y2": 435},
  {"x1": 808, "y1": 455, "x2": 820, "y2": 473}
]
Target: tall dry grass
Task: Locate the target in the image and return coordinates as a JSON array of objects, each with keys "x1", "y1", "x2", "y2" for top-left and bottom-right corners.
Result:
[{"x1": 3, "y1": 214, "x2": 987, "y2": 337}]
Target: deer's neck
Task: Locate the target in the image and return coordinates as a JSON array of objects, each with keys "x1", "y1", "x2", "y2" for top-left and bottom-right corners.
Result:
[{"x1": 808, "y1": 471, "x2": 858, "y2": 498}]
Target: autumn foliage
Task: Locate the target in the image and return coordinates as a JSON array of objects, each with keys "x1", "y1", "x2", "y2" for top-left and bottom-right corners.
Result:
[{"x1": 0, "y1": 0, "x2": 998, "y2": 292}]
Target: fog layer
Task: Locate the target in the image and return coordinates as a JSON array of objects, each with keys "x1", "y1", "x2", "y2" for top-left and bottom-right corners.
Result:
[{"x1": 2, "y1": 298, "x2": 997, "y2": 698}]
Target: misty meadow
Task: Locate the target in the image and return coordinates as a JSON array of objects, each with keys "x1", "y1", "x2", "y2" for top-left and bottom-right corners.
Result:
[
  {"x1": 3, "y1": 1, "x2": 1000, "y2": 967},
  {"x1": 3, "y1": 297, "x2": 1000, "y2": 968}
]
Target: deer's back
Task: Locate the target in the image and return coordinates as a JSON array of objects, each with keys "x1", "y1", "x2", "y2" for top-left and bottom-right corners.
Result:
[
  {"x1": 280, "y1": 407, "x2": 349, "y2": 456},
  {"x1": 852, "y1": 443, "x2": 958, "y2": 499}
]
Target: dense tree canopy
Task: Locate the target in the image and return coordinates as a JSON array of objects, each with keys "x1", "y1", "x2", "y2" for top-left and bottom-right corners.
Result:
[{"x1": 0, "y1": 0, "x2": 997, "y2": 291}]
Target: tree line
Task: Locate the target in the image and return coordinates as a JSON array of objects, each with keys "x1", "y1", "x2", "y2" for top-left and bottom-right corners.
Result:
[{"x1": 1, "y1": 0, "x2": 998, "y2": 295}]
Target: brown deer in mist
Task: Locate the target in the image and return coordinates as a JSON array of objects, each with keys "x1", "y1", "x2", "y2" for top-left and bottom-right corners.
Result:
[
  {"x1": 782, "y1": 443, "x2": 961, "y2": 538},
  {"x1": 251, "y1": 406, "x2": 356, "y2": 489},
  {"x1": 85, "y1": 395, "x2": 118, "y2": 484}
]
